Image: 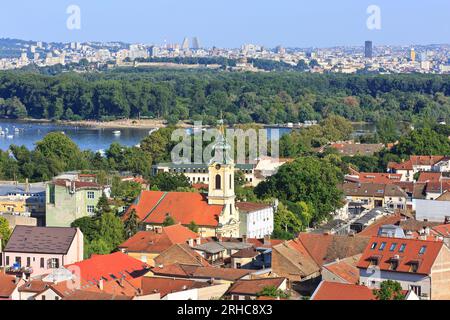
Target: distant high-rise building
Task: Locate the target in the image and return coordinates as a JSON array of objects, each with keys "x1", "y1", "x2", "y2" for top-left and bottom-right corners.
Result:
[
  {"x1": 181, "y1": 37, "x2": 189, "y2": 50},
  {"x1": 191, "y1": 37, "x2": 200, "y2": 50},
  {"x1": 410, "y1": 48, "x2": 416, "y2": 62},
  {"x1": 364, "y1": 41, "x2": 373, "y2": 59}
]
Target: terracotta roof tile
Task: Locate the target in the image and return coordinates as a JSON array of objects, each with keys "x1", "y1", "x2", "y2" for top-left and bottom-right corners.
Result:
[
  {"x1": 227, "y1": 277, "x2": 286, "y2": 296},
  {"x1": 140, "y1": 277, "x2": 208, "y2": 298},
  {"x1": 312, "y1": 281, "x2": 376, "y2": 300},
  {"x1": 0, "y1": 274, "x2": 18, "y2": 298},
  {"x1": 357, "y1": 236, "x2": 443, "y2": 275},
  {"x1": 123, "y1": 191, "x2": 223, "y2": 227}
]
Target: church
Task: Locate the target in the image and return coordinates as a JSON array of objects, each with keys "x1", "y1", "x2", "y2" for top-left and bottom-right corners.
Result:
[{"x1": 122, "y1": 136, "x2": 241, "y2": 237}]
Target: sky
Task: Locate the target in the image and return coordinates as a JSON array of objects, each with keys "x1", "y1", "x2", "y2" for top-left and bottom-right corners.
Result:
[{"x1": 0, "y1": 0, "x2": 449, "y2": 48}]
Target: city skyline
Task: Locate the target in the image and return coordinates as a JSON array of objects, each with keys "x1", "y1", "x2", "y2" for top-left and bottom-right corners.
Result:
[{"x1": 1, "y1": 0, "x2": 449, "y2": 48}]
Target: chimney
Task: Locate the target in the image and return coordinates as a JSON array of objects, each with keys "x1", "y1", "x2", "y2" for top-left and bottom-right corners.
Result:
[
  {"x1": 98, "y1": 279, "x2": 104, "y2": 291},
  {"x1": 264, "y1": 235, "x2": 271, "y2": 245}
]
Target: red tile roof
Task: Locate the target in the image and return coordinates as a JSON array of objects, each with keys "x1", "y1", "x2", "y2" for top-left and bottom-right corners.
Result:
[
  {"x1": 297, "y1": 233, "x2": 370, "y2": 266},
  {"x1": 123, "y1": 191, "x2": 223, "y2": 227},
  {"x1": 357, "y1": 214, "x2": 402, "y2": 237},
  {"x1": 227, "y1": 277, "x2": 286, "y2": 296},
  {"x1": 0, "y1": 274, "x2": 18, "y2": 298},
  {"x1": 65, "y1": 252, "x2": 149, "y2": 282},
  {"x1": 322, "y1": 255, "x2": 361, "y2": 284},
  {"x1": 311, "y1": 281, "x2": 376, "y2": 300},
  {"x1": 151, "y1": 263, "x2": 251, "y2": 281},
  {"x1": 356, "y1": 173, "x2": 402, "y2": 184},
  {"x1": 357, "y1": 236, "x2": 443, "y2": 275},
  {"x1": 53, "y1": 179, "x2": 102, "y2": 190},
  {"x1": 417, "y1": 172, "x2": 442, "y2": 183},
  {"x1": 119, "y1": 224, "x2": 199, "y2": 253},
  {"x1": 432, "y1": 224, "x2": 450, "y2": 237},
  {"x1": 388, "y1": 156, "x2": 445, "y2": 171},
  {"x1": 139, "y1": 277, "x2": 208, "y2": 298}
]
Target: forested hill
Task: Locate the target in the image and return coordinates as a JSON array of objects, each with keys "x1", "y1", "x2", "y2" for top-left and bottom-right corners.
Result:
[{"x1": 1, "y1": 70, "x2": 450, "y2": 125}]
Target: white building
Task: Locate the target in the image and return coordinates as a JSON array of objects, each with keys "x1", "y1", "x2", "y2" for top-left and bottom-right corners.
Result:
[{"x1": 236, "y1": 202, "x2": 274, "y2": 238}]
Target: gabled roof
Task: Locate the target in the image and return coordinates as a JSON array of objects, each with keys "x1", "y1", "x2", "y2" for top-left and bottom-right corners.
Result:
[
  {"x1": 62, "y1": 290, "x2": 133, "y2": 300},
  {"x1": 118, "y1": 224, "x2": 199, "y2": 254},
  {"x1": 151, "y1": 263, "x2": 251, "y2": 281},
  {"x1": 357, "y1": 214, "x2": 402, "y2": 237},
  {"x1": 297, "y1": 233, "x2": 370, "y2": 266},
  {"x1": 155, "y1": 243, "x2": 210, "y2": 267},
  {"x1": 227, "y1": 277, "x2": 286, "y2": 296},
  {"x1": 432, "y1": 224, "x2": 450, "y2": 237},
  {"x1": 356, "y1": 173, "x2": 402, "y2": 184},
  {"x1": 357, "y1": 236, "x2": 444, "y2": 275},
  {"x1": 322, "y1": 254, "x2": 361, "y2": 284},
  {"x1": 272, "y1": 240, "x2": 320, "y2": 278},
  {"x1": 341, "y1": 183, "x2": 407, "y2": 198},
  {"x1": 123, "y1": 191, "x2": 223, "y2": 227},
  {"x1": 311, "y1": 281, "x2": 376, "y2": 300},
  {"x1": 65, "y1": 252, "x2": 149, "y2": 282},
  {"x1": 4, "y1": 226, "x2": 78, "y2": 254},
  {"x1": 0, "y1": 274, "x2": 18, "y2": 298},
  {"x1": 18, "y1": 280, "x2": 52, "y2": 293},
  {"x1": 139, "y1": 277, "x2": 208, "y2": 298}
]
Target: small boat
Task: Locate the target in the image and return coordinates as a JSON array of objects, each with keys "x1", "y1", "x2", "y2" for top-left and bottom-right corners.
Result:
[
  {"x1": 14, "y1": 128, "x2": 20, "y2": 133},
  {"x1": 148, "y1": 128, "x2": 159, "y2": 135},
  {"x1": 113, "y1": 130, "x2": 121, "y2": 136},
  {"x1": 0, "y1": 131, "x2": 5, "y2": 136},
  {"x1": 6, "y1": 135, "x2": 14, "y2": 139}
]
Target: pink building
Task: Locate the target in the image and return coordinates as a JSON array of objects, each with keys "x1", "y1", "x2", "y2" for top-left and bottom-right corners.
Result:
[{"x1": 1, "y1": 226, "x2": 83, "y2": 277}]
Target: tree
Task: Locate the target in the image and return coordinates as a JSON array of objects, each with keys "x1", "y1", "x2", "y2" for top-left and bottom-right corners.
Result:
[
  {"x1": 152, "y1": 172, "x2": 190, "y2": 191},
  {"x1": 71, "y1": 216, "x2": 99, "y2": 242},
  {"x1": 273, "y1": 202, "x2": 303, "y2": 240},
  {"x1": 374, "y1": 280, "x2": 405, "y2": 300},
  {"x1": 187, "y1": 221, "x2": 199, "y2": 233},
  {"x1": 255, "y1": 157, "x2": 344, "y2": 225},
  {"x1": 124, "y1": 209, "x2": 140, "y2": 237},
  {"x1": 97, "y1": 212, "x2": 125, "y2": 251},
  {"x1": 0, "y1": 217, "x2": 11, "y2": 247},
  {"x1": 163, "y1": 215, "x2": 176, "y2": 227},
  {"x1": 257, "y1": 286, "x2": 290, "y2": 299},
  {"x1": 95, "y1": 193, "x2": 113, "y2": 216}
]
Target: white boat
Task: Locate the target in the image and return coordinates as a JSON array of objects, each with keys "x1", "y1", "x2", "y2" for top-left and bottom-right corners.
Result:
[
  {"x1": 0, "y1": 131, "x2": 5, "y2": 136},
  {"x1": 113, "y1": 130, "x2": 122, "y2": 136},
  {"x1": 6, "y1": 135, "x2": 13, "y2": 139},
  {"x1": 148, "y1": 128, "x2": 159, "y2": 135},
  {"x1": 14, "y1": 128, "x2": 20, "y2": 133}
]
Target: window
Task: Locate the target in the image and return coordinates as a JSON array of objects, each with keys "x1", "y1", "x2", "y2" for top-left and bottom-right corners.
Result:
[
  {"x1": 27, "y1": 257, "x2": 31, "y2": 267},
  {"x1": 399, "y1": 244, "x2": 406, "y2": 253},
  {"x1": 87, "y1": 191, "x2": 95, "y2": 199},
  {"x1": 6, "y1": 256, "x2": 9, "y2": 266},
  {"x1": 389, "y1": 243, "x2": 397, "y2": 252},
  {"x1": 55, "y1": 297, "x2": 60, "y2": 300},
  {"x1": 48, "y1": 258, "x2": 59, "y2": 269},
  {"x1": 410, "y1": 285, "x2": 422, "y2": 297},
  {"x1": 389, "y1": 260, "x2": 399, "y2": 271},
  {"x1": 40, "y1": 258, "x2": 44, "y2": 268},
  {"x1": 409, "y1": 262, "x2": 419, "y2": 273},
  {"x1": 370, "y1": 242, "x2": 377, "y2": 250},
  {"x1": 42, "y1": 295, "x2": 46, "y2": 300},
  {"x1": 419, "y1": 246, "x2": 427, "y2": 254},
  {"x1": 229, "y1": 174, "x2": 232, "y2": 189},
  {"x1": 15, "y1": 257, "x2": 21, "y2": 267},
  {"x1": 87, "y1": 205, "x2": 95, "y2": 214},
  {"x1": 379, "y1": 242, "x2": 386, "y2": 251},
  {"x1": 215, "y1": 174, "x2": 221, "y2": 190}
]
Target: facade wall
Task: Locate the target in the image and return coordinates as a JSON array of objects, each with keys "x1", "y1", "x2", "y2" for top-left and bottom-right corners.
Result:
[
  {"x1": 321, "y1": 268, "x2": 351, "y2": 284},
  {"x1": 415, "y1": 199, "x2": 450, "y2": 222},
  {"x1": 46, "y1": 184, "x2": 101, "y2": 227},
  {"x1": 34, "y1": 288, "x2": 63, "y2": 301},
  {"x1": 430, "y1": 245, "x2": 450, "y2": 300},
  {"x1": 244, "y1": 207, "x2": 274, "y2": 239},
  {"x1": 359, "y1": 268, "x2": 431, "y2": 299}
]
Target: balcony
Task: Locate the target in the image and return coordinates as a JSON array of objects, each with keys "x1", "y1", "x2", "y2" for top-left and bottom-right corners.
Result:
[{"x1": 4, "y1": 265, "x2": 33, "y2": 275}]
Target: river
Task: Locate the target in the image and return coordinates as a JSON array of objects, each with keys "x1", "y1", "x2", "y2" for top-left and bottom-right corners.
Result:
[{"x1": 0, "y1": 120, "x2": 376, "y2": 152}]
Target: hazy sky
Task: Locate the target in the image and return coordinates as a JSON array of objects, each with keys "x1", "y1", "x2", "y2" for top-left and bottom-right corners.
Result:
[{"x1": 1, "y1": 0, "x2": 449, "y2": 48}]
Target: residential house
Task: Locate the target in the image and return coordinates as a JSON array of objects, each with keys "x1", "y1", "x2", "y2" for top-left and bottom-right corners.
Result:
[
  {"x1": 1, "y1": 226, "x2": 83, "y2": 277},
  {"x1": 321, "y1": 254, "x2": 361, "y2": 284},
  {"x1": 388, "y1": 156, "x2": 445, "y2": 182},
  {"x1": 46, "y1": 178, "x2": 103, "y2": 227},
  {"x1": 154, "y1": 243, "x2": 210, "y2": 267},
  {"x1": 342, "y1": 183, "x2": 407, "y2": 210},
  {"x1": 193, "y1": 240, "x2": 253, "y2": 266},
  {"x1": 118, "y1": 224, "x2": 201, "y2": 266},
  {"x1": 236, "y1": 202, "x2": 274, "y2": 238},
  {"x1": 311, "y1": 280, "x2": 420, "y2": 300},
  {"x1": 357, "y1": 236, "x2": 450, "y2": 299},
  {"x1": 0, "y1": 181, "x2": 45, "y2": 226},
  {"x1": 0, "y1": 273, "x2": 24, "y2": 300},
  {"x1": 327, "y1": 142, "x2": 384, "y2": 157},
  {"x1": 226, "y1": 277, "x2": 287, "y2": 300},
  {"x1": 149, "y1": 263, "x2": 252, "y2": 285}
]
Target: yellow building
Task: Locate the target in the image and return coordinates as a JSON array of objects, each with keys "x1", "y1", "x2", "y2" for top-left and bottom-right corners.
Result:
[
  {"x1": 0, "y1": 197, "x2": 27, "y2": 214},
  {"x1": 410, "y1": 48, "x2": 416, "y2": 62}
]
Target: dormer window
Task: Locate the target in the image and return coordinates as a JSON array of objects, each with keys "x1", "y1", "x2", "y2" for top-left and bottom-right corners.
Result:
[
  {"x1": 379, "y1": 242, "x2": 386, "y2": 251},
  {"x1": 389, "y1": 259, "x2": 399, "y2": 271},
  {"x1": 399, "y1": 244, "x2": 406, "y2": 253},
  {"x1": 370, "y1": 242, "x2": 377, "y2": 250},
  {"x1": 419, "y1": 246, "x2": 427, "y2": 254},
  {"x1": 368, "y1": 256, "x2": 379, "y2": 266},
  {"x1": 409, "y1": 261, "x2": 419, "y2": 273},
  {"x1": 389, "y1": 243, "x2": 397, "y2": 252}
]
